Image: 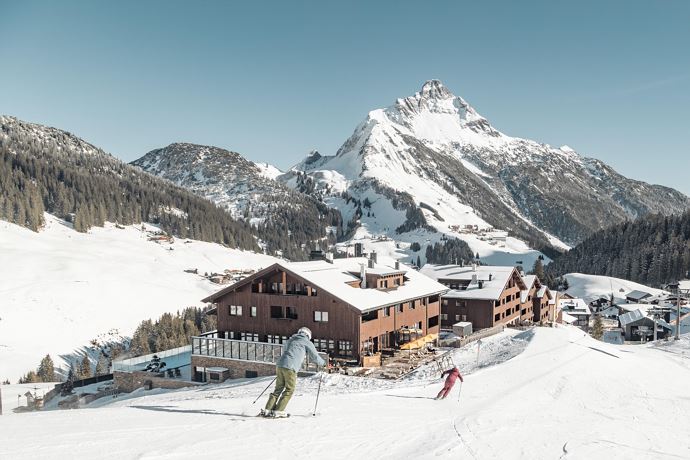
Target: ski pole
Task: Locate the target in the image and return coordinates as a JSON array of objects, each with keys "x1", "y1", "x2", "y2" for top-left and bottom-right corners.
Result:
[
  {"x1": 313, "y1": 372, "x2": 323, "y2": 416},
  {"x1": 457, "y1": 381, "x2": 463, "y2": 403},
  {"x1": 252, "y1": 376, "x2": 277, "y2": 405}
]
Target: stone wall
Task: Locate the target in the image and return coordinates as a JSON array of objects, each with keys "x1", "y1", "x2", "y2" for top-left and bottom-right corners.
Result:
[
  {"x1": 191, "y1": 356, "x2": 277, "y2": 381},
  {"x1": 114, "y1": 371, "x2": 202, "y2": 393}
]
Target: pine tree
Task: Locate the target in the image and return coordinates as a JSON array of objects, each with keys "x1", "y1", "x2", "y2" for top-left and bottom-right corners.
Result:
[
  {"x1": 78, "y1": 354, "x2": 92, "y2": 379},
  {"x1": 95, "y1": 353, "x2": 109, "y2": 375},
  {"x1": 37, "y1": 354, "x2": 56, "y2": 382},
  {"x1": 531, "y1": 259, "x2": 545, "y2": 280},
  {"x1": 591, "y1": 314, "x2": 604, "y2": 340}
]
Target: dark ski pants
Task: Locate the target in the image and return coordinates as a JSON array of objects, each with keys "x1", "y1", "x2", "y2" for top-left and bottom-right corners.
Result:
[
  {"x1": 437, "y1": 379, "x2": 456, "y2": 399},
  {"x1": 265, "y1": 367, "x2": 297, "y2": 412}
]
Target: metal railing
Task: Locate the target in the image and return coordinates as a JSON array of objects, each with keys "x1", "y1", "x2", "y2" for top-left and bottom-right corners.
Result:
[
  {"x1": 112, "y1": 345, "x2": 191, "y2": 373},
  {"x1": 191, "y1": 336, "x2": 326, "y2": 372}
]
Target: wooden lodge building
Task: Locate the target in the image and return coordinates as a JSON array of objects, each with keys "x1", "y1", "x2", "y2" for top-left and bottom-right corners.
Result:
[
  {"x1": 200, "y1": 257, "x2": 448, "y2": 364},
  {"x1": 420, "y1": 264, "x2": 554, "y2": 329}
]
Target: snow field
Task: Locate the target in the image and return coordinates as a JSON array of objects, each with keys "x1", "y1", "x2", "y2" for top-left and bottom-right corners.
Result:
[
  {"x1": 0, "y1": 215, "x2": 279, "y2": 383},
  {"x1": 2, "y1": 327, "x2": 688, "y2": 459}
]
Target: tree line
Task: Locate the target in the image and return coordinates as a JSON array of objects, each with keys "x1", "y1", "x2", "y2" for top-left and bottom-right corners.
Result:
[
  {"x1": 546, "y1": 211, "x2": 690, "y2": 288},
  {"x1": 0, "y1": 117, "x2": 343, "y2": 259}
]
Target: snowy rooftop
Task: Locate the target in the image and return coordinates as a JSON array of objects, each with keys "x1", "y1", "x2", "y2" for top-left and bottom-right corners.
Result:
[
  {"x1": 205, "y1": 258, "x2": 448, "y2": 313},
  {"x1": 559, "y1": 298, "x2": 591, "y2": 315},
  {"x1": 420, "y1": 264, "x2": 519, "y2": 301}
]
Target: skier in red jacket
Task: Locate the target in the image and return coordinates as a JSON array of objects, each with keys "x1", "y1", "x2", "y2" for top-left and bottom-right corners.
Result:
[{"x1": 436, "y1": 366, "x2": 463, "y2": 400}]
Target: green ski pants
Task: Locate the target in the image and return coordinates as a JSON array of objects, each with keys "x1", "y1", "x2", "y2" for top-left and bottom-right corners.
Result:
[{"x1": 264, "y1": 367, "x2": 297, "y2": 412}]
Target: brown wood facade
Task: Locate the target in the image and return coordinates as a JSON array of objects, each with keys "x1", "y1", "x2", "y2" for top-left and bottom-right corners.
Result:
[
  {"x1": 206, "y1": 265, "x2": 442, "y2": 363},
  {"x1": 437, "y1": 268, "x2": 529, "y2": 329}
]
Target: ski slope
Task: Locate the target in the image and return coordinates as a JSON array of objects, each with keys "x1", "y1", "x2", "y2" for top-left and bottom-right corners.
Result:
[
  {"x1": 564, "y1": 273, "x2": 666, "y2": 300},
  {"x1": 0, "y1": 214, "x2": 279, "y2": 383},
  {"x1": 1, "y1": 327, "x2": 688, "y2": 459}
]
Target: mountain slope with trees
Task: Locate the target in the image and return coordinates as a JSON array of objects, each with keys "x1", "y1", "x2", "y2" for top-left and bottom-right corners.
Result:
[
  {"x1": 546, "y1": 211, "x2": 690, "y2": 287},
  {"x1": 131, "y1": 143, "x2": 343, "y2": 260},
  {"x1": 0, "y1": 115, "x2": 260, "y2": 250}
]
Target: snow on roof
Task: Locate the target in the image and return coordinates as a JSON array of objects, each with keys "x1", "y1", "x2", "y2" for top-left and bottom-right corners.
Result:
[
  {"x1": 626, "y1": 290, "x2": 652, "y2": 301},
  {"x1": 619, "y1": 309, "x2": 648, "y2": 327},
  {"x1": 559, "y1": 298, "x2": 591, "y2": 315},
  {"x1": 284, "y1": 258, "x2": 448, "y2": 312},
  {"x1": 205, "y1": 258, "x2": 448, "y2": 313},
  {"x1": 561, "y1": 311, "x2": 577, "y2": 324},
  {"x1": 420, "y1": 264, "x2": 518, "y2": 301},
  {"x1": 619, "y1": 303, "x2": 654, "y2": 315},
  {"x1": 522, "y1": 275, "x2": 537, "y2": 290}
]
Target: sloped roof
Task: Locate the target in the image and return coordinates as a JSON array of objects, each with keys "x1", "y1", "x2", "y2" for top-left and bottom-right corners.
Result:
[
  {"x1": 420, "y1": 264, "x2": 523, "y2": 301},
  {"x1": 626, "y1": 290, "x2": 652, "y2": 301},
  {"x1": 619, "y1": 309, "x2": 648, "y2": 327},
  {"x1": 203, "y1": 257, "x2": 448, "y2": 312}
]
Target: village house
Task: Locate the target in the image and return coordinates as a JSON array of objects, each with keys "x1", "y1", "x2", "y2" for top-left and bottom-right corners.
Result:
[
  {"x1": 197, "y1": 256, "x2": 448, "y2": 373},
  {"x1": 558, "y1": 298, "x2": 591, "y2": 329},
  {"x1": 521, "y1": 275, "x2": 554, "y2": 324},
  {"x1": 619, "y1": 309, "x2": 673, "y2": 342},
  {"x1": 420, "y1": 264, "x2": 528, "y2": 329}
]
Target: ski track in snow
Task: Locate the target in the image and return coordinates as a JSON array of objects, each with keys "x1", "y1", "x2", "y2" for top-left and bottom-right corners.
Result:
[{"x1": 2, "y1": 327, "x2": 690, "y2": 459}]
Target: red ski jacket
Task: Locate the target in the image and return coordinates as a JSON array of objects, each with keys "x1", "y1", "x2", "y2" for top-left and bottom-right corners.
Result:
[{"x1": 441, "y1": 367, "x2": 463, "y2": 383}]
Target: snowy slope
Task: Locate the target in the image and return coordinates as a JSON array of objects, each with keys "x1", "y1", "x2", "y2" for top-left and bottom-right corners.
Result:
[
  {"x1": 1, "y1": 327, "x2": 689, "y2": 459},
  {"x1": 0, "y1": 214, "x2": 279, "y2": 383},
  {"x1": 281, "y1": 80, "x2": 689, "y2": 262},
  {"x1": 564, "y1": 273, "x2": 666, "y2": 300}
]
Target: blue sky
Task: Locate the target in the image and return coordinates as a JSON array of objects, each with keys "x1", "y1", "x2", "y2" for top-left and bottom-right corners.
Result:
[{"x1": 1, "y1": 1, "x2": 689, "y2": 194}]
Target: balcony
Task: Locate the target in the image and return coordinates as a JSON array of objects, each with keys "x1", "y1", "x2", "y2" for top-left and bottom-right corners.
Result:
[{"x1": 191, "y1": 336, "x2": 326, "y2": 372}]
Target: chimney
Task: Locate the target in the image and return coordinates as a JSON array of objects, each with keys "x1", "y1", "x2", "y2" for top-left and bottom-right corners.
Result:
[
  {"x1": 471, "y1": 274, "x2": 478, "y2": 285},
  {"x1": 360, "y1": 263, "x2": 367, "y2": 289},
  {"x1": 368, "y1": 258, "x2": 375, "y2": 269},
  {"x1": 395, "y1": 260, "x2": 400, "y2": 270},
  {"x1": 478, "y1": 280, "x2": 484, "y2": 289},
  {"x1": 325, "y1": 252, "x2": 334, "y2": 263},
  {"x1": 371, "y1": 251, "x2": 378, "y2": 264},
  {"x1": 472, "y1": 263, "x2": 477, "y2": 271}
]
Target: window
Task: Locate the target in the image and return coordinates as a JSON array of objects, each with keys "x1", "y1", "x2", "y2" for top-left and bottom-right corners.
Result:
[
  {"x1": 398, "y1": 304, "x2": 404, "y2": 313},
  {"x1": 314, "y1": 338, "x2": 331, "y2": 352},
  {"x1": 384, "y1": 306, "x2": 391, "y2": 317},
  {"x1": 338, "y1": 340, "x2": 353, "y2": 356},
  {"x1": 311, "y1": 287, "x2": 317, "y2": 296},
  {"x1": 442, "y1": 299, "x2": 449, "y2": 307},
  {"x1": 441, "y1": 313, "x2": 448, "y2": 320},
  {"x1": 250, "y1": 306, "x2": 257, "y2": 317},
  {"x1": 314, "y1": 311, "x2": 329, "y2": 322},
  {"x1": 394, "y1": 277, "x2": 401, "y2": 286},
  {"x1": 286, "y1": 306, "x2": 298, "y2": 320},
  {"x1": 495, "y1": 313, "x2": 500, "y2": 322},
  {"x1": 462, "y1": 315, "x2": 467, "y2": 322},
  {"x1": 428, "y1": 315, "x2": 439, "y2": 328},
  {"x1": 455, "y1": 314, "x2": 461, "y2": 321},
  {"x1": 240, "y1": 332, "x2": 259, "y2": 342},
  {"x1": 229, "y1": 305, "x2": 243, "y2": 316},
  {"x1": 270, "y1": 305, "x2": 284, "y2": 319},
  {"x1": 411, "y1": 300, "x2": 416, "y2": 310}
]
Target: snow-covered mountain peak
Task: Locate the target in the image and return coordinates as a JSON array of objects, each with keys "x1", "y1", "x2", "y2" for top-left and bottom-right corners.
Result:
[{"x1": 419, "y1": 79, "x2": 453, "y2": 99}]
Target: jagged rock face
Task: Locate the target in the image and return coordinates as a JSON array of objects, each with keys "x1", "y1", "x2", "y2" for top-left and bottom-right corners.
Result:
[
  {"x1": 131, "y1": 143, "x2": 343, "y2": 258},
  {"x1": 282, "y1": 80, "x2": 690, "y2": 248},
  {"x1": 132, "y1": 143, "x2": 281, "y2": 220}
]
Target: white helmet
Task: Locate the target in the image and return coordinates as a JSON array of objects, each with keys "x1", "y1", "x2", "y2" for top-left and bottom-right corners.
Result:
[{"x1": 298, "y1": 327, "x2": 312, "y2": 340}]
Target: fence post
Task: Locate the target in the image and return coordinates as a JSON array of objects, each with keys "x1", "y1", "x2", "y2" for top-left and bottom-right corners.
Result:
[{"x1": 0, "y1": 386, "x2": 3, "y2": 415}]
